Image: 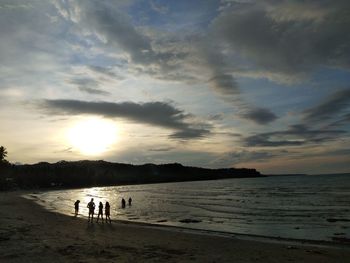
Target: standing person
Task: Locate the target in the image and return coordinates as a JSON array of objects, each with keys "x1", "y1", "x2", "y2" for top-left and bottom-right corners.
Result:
[
  {"x1": 74, "y1": 200, "x2": 80, "y2": 217},
  {"x1": 121, "y1": 198, "x2": 126, "y2": 208},
  {"x1": 87, "y1": 198, "x2": 95, "y2": 223},
  {"x1": 105, "y1": 201, "x2": 111, "y2": 224},
  {"x1": 96, "y1": 202, "x2": 103, "y2": 223},
  {"x1": 128, "y1": 197, "x2": 132, "y2": 206}
]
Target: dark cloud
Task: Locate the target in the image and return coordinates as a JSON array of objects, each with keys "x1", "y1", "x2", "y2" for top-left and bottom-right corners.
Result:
[
  {"x1": 303, "y1": 89, "x2": 350, "y2": 123},
  {"x1": 170, "y1": 128, "x2": 210, "y2": 139},
  {"x1": 78, "y1": 86, "x2": 110, "y2": 95},
  {"x1": 39, "y1": 99, "x2": 210, "y2": 140},
  {"x1": 239, "y1": 107, "x2": 277, "y2": 124},
  {"x1": 244, "y1": 124, "x2": 346, "y2": 147},
  {"x1": 69, "y1": 78, "x2": 110, "y2": 95},
  {"x1": 209, "y1": 113, "x2": 224, "y2": 121},
  {"x1": 88, "y1": 65, "x2": 121, "y2": 78},
  {"x1": 200, "y1": 40, "x2": 241, "y2": 99},
  {"x1": 208, "y1": 74, "x2": 239, "y2": 98},
  {"x1": 328, "y1": 113, "x2": 350, "y2": 128},
  {"x1": 212, "y1": 0, "x2": 350, "y2": 81}
]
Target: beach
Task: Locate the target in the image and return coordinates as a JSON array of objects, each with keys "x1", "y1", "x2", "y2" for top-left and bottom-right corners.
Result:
[{"x1": 1, "y1": 191, "x2": 349, "y2": 263}]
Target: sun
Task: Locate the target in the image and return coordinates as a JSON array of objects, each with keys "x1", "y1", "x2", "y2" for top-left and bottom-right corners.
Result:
[{"x1": 67, "y1": 117, "x2": 118, "y2": 155}]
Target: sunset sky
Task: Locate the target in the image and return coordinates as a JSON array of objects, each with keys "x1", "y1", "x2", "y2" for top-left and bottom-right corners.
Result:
[{"x1": 1, "y1": 0, "x2": 350, "y2": 174}]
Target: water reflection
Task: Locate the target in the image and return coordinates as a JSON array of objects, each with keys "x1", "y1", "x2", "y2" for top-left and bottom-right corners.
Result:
[{"x1": 28, "y1": 174, "x2": 350, "y2": 241}]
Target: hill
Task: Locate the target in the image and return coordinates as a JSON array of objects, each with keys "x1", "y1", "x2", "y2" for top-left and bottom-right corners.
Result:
[{"x1": 0, "y1": 160, "x2": 262, "y2": 190}]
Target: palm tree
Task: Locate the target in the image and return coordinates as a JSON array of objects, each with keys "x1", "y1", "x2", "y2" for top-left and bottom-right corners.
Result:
[{"x1": 0, "y1": 146, "x2": 8, "y2": 162}]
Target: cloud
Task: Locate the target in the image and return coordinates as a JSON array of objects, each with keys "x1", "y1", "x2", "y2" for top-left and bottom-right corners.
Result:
[
  {"x1": 211, "y1": 0, "x2": 350, "y2": 82},
  {"x1": 208, "y1": 74, "x2": 240, "y2": 98},
  {"x1": 54, "y1": 0, "x2": 181, "y2": 67},
  {"x1": 53, "y1": 0, "x2": 278, "y2": 125},
  {"x1": 148, "y1": 146, "x2": 174, "y2": 152},
  {"x1": 88, "y1": 65, "x2": 121, "y2": 78},
  {"x1": 203, "y1": 44, "x2": 277, "y2": 125},
  {"x1": 303, "y1": 88, "x2": 350, "y2": 123},
  {"x1": 69, "y1": 78, "x2": 110, "y2": 95},
  {"x1": 328, "y1": 113, "x2": 350, "y2": 128},
  {"x1": 170, "y1": 128, "x2": 210, "y2": 139},
  {"x1": 150, "y1": 0, "x2": 169, "y2": 14},
  {"x1": 39, "y1": 99, "x2": 210, "y2": 140},
  {"x1": 0, "y1": 1, "x2": 72, "y2": 93},
  {"x1": 244, "y1": 124, "x2": 346, "y2": 147},
  {"x1": 239, "y1": 107, "x2": 277, "y2": 124},
  {"x1": 77, "y1": 86, "x2": 110, "y2": 95}
]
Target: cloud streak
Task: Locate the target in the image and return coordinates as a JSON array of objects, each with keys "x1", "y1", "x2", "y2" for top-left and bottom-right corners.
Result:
[
  {"x1": 303, "y1": 88, "x2": 350, "y2": 123},
  {"x1": 69, "y1": 78, "x2": 110, "y2": 95},
  {"x1": 244, "y1": 124, "x2": 346, "y2": 147},
  {"x1": 39, "y1": 99, "x2": 210, "y2": 140},
  {"x1": 239, "y1": 107, "x2": 277, "y2": 125}
]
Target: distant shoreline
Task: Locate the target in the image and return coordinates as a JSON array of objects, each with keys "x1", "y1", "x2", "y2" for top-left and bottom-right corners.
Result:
[
  {"x1": 0, "y1": 160, "x2": 262, "y2": 191},
  {"x1": 265, "y1": 173, "x2": 350, "y2": 177}
]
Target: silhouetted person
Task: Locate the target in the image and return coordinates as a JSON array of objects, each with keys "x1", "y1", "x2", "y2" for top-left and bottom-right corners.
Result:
[
  {"x1": 128, "y1": 197, "x2": 132, "y2": 206},
  {"x1": 121, "y1": 198, "x2": 126, "y2": 208},
  {"x1": 87, "y1": 198, "x2": 95, "y2": 223},
  {"x1": 74, "y1": 200, "x2": 80, "y2": 216},
  {"x1": 105, "y1": 201, "x2": 111, "y2": 223},
  {"x1": 97, "y1": 201, "x2": 103, "y2": 223}
]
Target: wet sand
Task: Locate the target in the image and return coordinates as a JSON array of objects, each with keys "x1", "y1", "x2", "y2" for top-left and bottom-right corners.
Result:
[{"x1": 0, "y1": 191, "x2": 349, "y2": 262}]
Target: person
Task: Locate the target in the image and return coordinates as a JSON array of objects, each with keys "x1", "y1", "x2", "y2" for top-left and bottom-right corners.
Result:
[
  {"x1": 96, "y1": 201, "x2": 103, "y2": 223},
  {"x1": 105, "y1": 201, "x2": 111, "y2": 224},
  {"x1": 87, "y1": 198, "x2": 95, "y2": 223},
  {"x1": 128, "y1": 197, "x2": 132, "y2": 206},
  {"x1": 121, "y1": 198, "x2": 126, "y2": 208},
  {"x1": 74, "y1": 200, "x2": 80, "y2": 216}
]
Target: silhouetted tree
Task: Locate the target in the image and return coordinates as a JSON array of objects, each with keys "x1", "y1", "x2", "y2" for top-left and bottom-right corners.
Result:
[{"x1": 0, "y1": 146, "x2": 8, "y2": 162}]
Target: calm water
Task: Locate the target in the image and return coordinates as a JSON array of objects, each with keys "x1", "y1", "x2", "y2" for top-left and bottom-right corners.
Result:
[{"x1": 27, "y1": 174, "x2": 350, "y2": 241}]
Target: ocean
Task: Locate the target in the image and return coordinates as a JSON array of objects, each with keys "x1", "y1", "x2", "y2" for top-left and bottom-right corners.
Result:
[{"x1": 26, "y1": 173, "x2": 350, "y2": 242}]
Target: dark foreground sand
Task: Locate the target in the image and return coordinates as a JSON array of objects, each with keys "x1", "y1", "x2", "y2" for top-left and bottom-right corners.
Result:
[{"x1": 0, "y1": 192, "x2": 349, "y2": 263}]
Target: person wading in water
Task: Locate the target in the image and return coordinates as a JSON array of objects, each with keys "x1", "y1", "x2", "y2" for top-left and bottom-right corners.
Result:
[{"x1": 74, "y1": 200, "x2": 80, "y2": 217}]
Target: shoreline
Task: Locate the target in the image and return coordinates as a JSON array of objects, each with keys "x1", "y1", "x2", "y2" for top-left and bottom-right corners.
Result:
[
  {"x1": 1, "y1": 191, "x2": 350, "y2": 262},
  {"x1": 76, "y1": 215, "x2": 350, "y2": 250},
  {"x1": 24, "y1": 188, "x2": 350, "y2": 247}
]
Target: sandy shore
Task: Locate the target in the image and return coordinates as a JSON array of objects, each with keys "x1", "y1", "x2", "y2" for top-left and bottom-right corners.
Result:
[{"x1": 0, "y1": 191, "x2": 349, "y2": 262}]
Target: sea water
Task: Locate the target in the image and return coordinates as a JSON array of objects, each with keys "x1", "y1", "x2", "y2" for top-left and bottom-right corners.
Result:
[{"x1": 27, "y1": 173, "x2": 350, "y2": 242}]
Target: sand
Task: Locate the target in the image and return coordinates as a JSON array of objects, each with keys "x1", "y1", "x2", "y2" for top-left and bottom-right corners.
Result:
[{"x1": 0, "y1": 191, "x2": 349, "y2": 263}]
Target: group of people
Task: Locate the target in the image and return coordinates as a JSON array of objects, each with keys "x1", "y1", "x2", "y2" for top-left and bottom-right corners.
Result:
[{"x1": 74, "y1": 197, "x2": 132, "y2": 223}]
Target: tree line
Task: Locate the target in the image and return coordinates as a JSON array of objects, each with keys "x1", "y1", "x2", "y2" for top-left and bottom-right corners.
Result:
[{"x1": 0, "y1": 146, "x2": 262, "y2": 191}]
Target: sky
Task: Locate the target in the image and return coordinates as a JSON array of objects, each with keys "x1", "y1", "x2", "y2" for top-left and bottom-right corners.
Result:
[{"x1": 1, "y1": 0, "x2": 350, "y2": 174}]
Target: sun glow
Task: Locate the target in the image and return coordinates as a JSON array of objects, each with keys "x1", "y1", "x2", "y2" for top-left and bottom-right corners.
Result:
[{"x1": 67, "y1": 117, "x2": 118, "y2": 155}]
